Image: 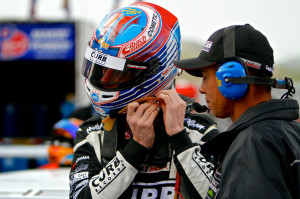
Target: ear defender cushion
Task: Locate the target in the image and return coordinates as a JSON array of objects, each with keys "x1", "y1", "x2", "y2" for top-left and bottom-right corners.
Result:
[{"x1": 216, "y1": 61, "x2": 248, "y2": 100}]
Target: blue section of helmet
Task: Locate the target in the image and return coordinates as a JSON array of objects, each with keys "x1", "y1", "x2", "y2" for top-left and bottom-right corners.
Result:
[
  {"x1": 92, "y1": 6, "x2": 147, "y2": 56},
  {"x1": 114, "y1": 13, "x2": 147, "y2": 45},
  {"x1": 53, "y1": 119, "x2": 79, "y2": 138},
  {"x1": 114, "y1": 23, "x2": 141, "y2": 45}
]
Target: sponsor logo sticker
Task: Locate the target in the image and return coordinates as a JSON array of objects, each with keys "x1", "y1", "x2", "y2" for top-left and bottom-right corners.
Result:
[
  {"x1": 184, "y1": 118, "x2": 206, "y2": 131},
  {"x1": 122, "y1": 8, "x2": 142, "y2": 15},
  {"x1": 192, "y1": 148, "x2": 214, "y2": 181},
  {"x1": 86, "y1": 124, "x2": 101, "y2": 134},
  {"x1": 74, "y1": 172, "x2": 89, "y2": 181},
  {"x1": 148, "y1": 14, "x2": 158, "y2": 37},
  {"x1": 266, "y1": 65, "x2": 273, "y2": 72},
  {"x1": 241, "y1": 58, "x2": 262, "y2": 69},
  {"x1": 90, "y1": 51, "x2": 108, "y2": 66},
  {"x1": 92, "y1": 93, "x2": 99, "y2": 102},
  {"x1": 121, "y1": 35, "x2": 147, "y2": 55},
  {"x1": 76, "y1": 156, "x2": 90, "y2": 164},
  {"x1": 91, "y1": 157, "x2": 126, "y2": 194},
  {"x1": 75, "y1": 163, "x2": 89, "y2": 172},
  {"x1": 202, "y1": 41, "x2": 213, "y2": 52}
]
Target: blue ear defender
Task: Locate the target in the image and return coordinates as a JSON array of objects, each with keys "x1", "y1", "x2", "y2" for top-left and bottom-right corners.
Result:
[{"x1": 216, "y1": 61, "x2": 248, "y2": 100}]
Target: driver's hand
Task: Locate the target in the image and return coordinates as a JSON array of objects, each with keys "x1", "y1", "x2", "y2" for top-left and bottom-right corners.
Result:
[
  {"x1": 155, "y1": 90, "x2": 186, "y2": 136},
  {"x1": 126, "y1": 100, "x2": 159, "y2": 149}
]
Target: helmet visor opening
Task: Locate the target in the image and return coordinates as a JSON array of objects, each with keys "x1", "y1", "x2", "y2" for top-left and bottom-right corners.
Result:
[
  {"x1": 83, "y1": 59, "x2": 148, "y2": 91},
  {"x1": 82, "y1": 44, "x2": 159, "y2": 91}
]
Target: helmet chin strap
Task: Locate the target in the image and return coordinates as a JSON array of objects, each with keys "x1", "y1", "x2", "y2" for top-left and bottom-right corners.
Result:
[{"x1": 102, "y1": 97, "x2": 162, "y2": 131}]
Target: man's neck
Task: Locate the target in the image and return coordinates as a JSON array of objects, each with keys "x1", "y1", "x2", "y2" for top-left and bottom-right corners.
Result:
[{"x1": 231, "y1": 89, "x2": 272, "y2": 122}]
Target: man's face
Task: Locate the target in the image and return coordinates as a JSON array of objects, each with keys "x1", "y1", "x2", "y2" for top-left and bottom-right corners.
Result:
[{"x1": 199, "y1": 66, "x2": 232, "y2": 118}]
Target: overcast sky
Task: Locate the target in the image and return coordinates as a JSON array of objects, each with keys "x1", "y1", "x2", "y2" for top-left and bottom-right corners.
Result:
[{"x1": 1, "y1": 0, "x2": 300, "y2": 64}]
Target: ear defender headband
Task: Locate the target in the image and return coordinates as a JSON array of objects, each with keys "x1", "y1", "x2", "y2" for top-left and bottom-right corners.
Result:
[
  {"x1": 216, "y1": 26, "x2": 295, "y2": 100},
  {"x1": 216, "y1": 25, "x2": 249, "y2": 100}
]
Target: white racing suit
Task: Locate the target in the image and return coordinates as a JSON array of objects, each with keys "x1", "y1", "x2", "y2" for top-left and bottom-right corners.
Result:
[{"x1": 69, "y1": 97, "x2": 219, "y2": 199}]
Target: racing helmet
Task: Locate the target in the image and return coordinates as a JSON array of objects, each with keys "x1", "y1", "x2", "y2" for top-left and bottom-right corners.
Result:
[
  {"x1": 48, "y1": 118, "x2": 82, "y2": 166},
  {"x1": 82, "y1": 2, "x2": 181, "y2": 116}
]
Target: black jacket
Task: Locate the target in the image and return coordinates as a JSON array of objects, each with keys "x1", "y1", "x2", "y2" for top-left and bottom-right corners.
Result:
[{"x1": 203, "y1": 98, "x2": 300, "y2": 199}]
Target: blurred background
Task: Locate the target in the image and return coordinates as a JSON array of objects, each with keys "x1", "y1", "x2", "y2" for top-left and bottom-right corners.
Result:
[{"x1": 0, "y1": 0, "x2": 299, "y2": 172}]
